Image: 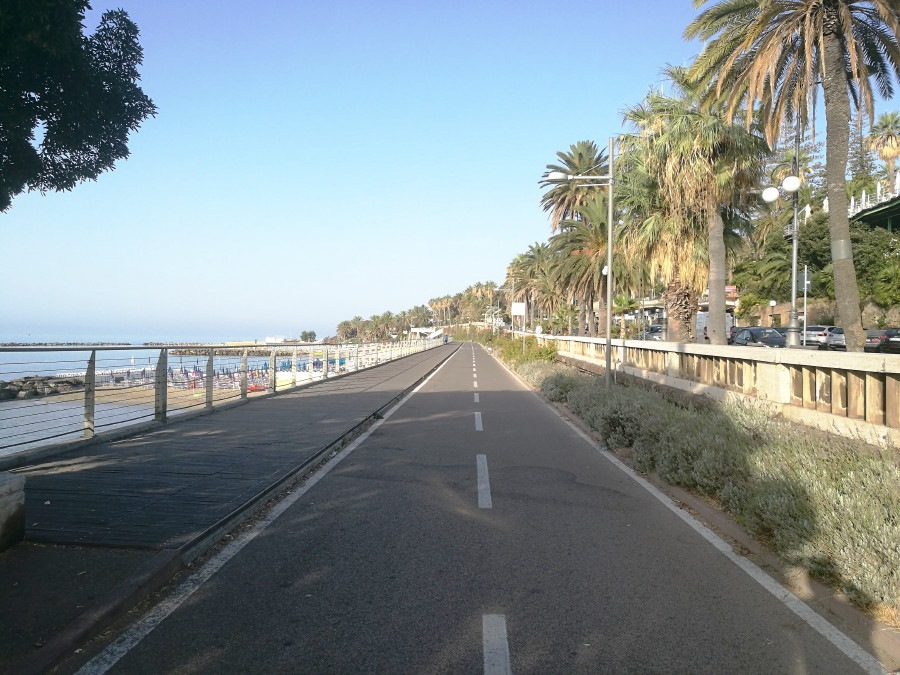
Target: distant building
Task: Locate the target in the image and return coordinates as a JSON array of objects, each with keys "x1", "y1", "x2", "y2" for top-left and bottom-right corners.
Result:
[{"x1": 851, "y1": 194, "x2": 899, "y2": 232}]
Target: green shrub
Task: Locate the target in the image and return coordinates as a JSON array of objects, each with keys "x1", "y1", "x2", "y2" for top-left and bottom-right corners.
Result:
[
  {"x1": 493, "y1": 335, "x2": 556, "y2": 368},
  {"x1": 537, "y1": 368, "x2": 586, "y2": 402},
  {"x1": 497, "y1": 345, "x2": 900, "y2": 615}
]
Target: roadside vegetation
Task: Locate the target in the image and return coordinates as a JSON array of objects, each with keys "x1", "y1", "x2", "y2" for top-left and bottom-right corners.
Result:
[
  {"x1": 342, "y1": 4, "x2": 900, "y2": 348},
  {"x1": 453, "y1": 330, "x2": 556, "y2": 368},
  {"x1": 463, "y1": 328, "x2": 900, "y2": 626}
]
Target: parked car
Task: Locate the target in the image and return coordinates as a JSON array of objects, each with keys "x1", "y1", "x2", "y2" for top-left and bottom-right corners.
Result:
[
  {"x1": 644, "y1": 324, "x2": 664, "y2": 341},
  {"x1": 703, "y1": 324, "x2": 738, "y2": 342},
  {"x1": 802, "y1": 325, "x2": 830, "y2": 347},
  {"x1": 731, "y1": 327, "x2": 787, "y2": 348},
  {"x1": 864, "y1": 328, "x2": 900, "y2": 353},
  {"x1": 821, "y1": 327, "x2": 845, "y2": 350}
]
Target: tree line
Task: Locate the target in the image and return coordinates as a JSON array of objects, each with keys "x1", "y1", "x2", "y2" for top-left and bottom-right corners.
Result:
[{"x1": 336, "y1": 3, "x2": 900, "y2": 349}]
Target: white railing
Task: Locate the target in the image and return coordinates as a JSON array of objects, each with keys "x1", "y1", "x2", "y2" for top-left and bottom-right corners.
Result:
[{"x1": 848, "y1": 174, "x2": 900, "y2": 217}]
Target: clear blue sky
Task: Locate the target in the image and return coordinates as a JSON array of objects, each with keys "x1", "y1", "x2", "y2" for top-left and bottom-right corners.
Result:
[{"x1": 3, "y1": 0, "x2": 706, "y2": 342}]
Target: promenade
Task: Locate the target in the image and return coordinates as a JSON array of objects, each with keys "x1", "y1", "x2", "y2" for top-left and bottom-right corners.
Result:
[{"x1": 0, "y1": 343, "x2": 458, "y2": 674}]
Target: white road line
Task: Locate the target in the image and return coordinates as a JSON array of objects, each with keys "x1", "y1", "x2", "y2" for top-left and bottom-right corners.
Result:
[
  {"x1": 476, "y1": 454, "x2": 492, "y2": 508},
  {"x1": 76, "y1": 355, "x2": 458, "y2": 675},
  {"x1": 482, "y1": 614, "x2": 512, "y2": 675},
  {"x1": 547, "y1": 404, "x2": 886, "y2": 675},
  {"x1": 474, "y1": 381, "x2": 478, "y2": 388},
  {"x1": 474, "y1": 411, "x2": 483, "y2": 431},
  {"x1": 474, "y1": 393, "x2": 480, "y2": 403},
  {"x1": 482, "y1": 350, "x2": 885, "y2": 674}
]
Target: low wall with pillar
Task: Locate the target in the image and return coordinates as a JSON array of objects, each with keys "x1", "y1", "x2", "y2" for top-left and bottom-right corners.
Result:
[
  {"x1": 535, "y1": 334, "x2": 900, "y2": 446},
  {"x1": 0, "y1": 472, "x2": 25, "y2": 551}
]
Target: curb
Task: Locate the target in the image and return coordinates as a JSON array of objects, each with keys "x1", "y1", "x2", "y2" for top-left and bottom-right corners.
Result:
[
  {"x1": 13, "y1": 549, "x2": 181, "y2": 675},
  {"x1": 180, "y1": 342, "x2": 460, "y2": 564},
  {"x1": 8, "y1": 344, "x2": 460, "y2": 674}
]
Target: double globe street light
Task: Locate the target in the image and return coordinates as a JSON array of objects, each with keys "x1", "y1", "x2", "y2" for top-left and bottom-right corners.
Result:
[
  {"x1": 762, "y1": 130, "x2": 803, "y2": 348},
  {"x1": 546, "y1": 136, "x2": 616, "y2": 387}
]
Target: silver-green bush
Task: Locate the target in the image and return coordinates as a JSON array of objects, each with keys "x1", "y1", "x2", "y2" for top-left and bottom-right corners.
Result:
[
  {"x1": 508, "y1": 357, "x2": 900, "y2": 613},
  {"x1": 516, "y1": 361, "x2": 576, "y2": 390}
]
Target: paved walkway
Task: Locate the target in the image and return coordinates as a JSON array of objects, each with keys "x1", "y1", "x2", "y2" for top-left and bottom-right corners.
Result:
[{"x1": 0, "y1": 344, "x2": 458, "y2": 673}]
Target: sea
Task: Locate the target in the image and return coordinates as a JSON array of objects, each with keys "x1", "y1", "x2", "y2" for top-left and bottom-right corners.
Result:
[
  {"x1": 0, "y1": 332, "x2": 257, "y2": 380},
  {"x1": 0, "y1": 333, "x2": 279, "y2": 457}
]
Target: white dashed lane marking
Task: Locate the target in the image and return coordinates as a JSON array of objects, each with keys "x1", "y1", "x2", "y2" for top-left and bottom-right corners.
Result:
[
  {"x1": 482, "y1": 614, "x2": 511, "y2": 674},
  {"x1": 476, "y1": 454, "x2": 492, "y2": 508}
]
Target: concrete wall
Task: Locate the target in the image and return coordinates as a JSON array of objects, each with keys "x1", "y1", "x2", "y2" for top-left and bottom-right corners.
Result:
[{"x1": 0, "y1": 472, "x2": 25, "y2": 551}]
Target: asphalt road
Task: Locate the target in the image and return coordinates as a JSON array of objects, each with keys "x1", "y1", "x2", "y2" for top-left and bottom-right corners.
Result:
[{"x1": 71, "y1": 343, "x2": 880, "y2": 674}]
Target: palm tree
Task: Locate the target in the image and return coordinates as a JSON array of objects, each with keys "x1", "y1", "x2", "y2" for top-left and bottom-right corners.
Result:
[
  {"x1": 407, "y1": 305, "x2": 432, "y2": 330},
  {"x1": 336, "y1": 320, "x2": 354, "y2": 342},
  {"x1": 511, "y1": 243, "x2": 555, "y2": 328},
  {"x1": 621, "y1": 71, "x2": 768, "y2": 344},
  {"x1": 868, "y1": 111, "x2": 900, "y2": 190},
  {"x1": 685, "y1": 0, "x2": 900, "y2": 350},
  {"x1": 349, "y1": 316, "x2": 364, "y2": 339},
  {"x1": 871, "y1": 261, "x2": 900, "y2": 307},
  {"x1": 612, "y1": 293, "x2": 640, "y2": 336},
  {"x1": 551, "y1": 196, "x2": 610, "y2": 336},
  {"x1": 539, "y1": 141, "x2": 609, "y2": 233},
  {"x1": 429, "y1": 296, "x2": 453, "y2": 327},
  {"x1": 616, "y1": 144, "x2": 707, "y2": 341}
]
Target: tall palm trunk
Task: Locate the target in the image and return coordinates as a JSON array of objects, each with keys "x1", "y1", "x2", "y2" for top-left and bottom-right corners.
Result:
[
  {"x1": 707, "y1": 208, "x2": 727, "y2": 345},
  {"x1": 587, "y1": 290, "x2": 597, "y2": 337},
  {"x1": 664, "y1": 275, "x2": 698, "y2": 343},
  {"x1": 823, "y1": 29, "x2": 865, "y2": 351}
]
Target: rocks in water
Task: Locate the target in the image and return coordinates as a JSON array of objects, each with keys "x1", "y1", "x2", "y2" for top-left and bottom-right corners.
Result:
[{"x1": 0, "y1": 376, "x2": 85, "y2": 400}]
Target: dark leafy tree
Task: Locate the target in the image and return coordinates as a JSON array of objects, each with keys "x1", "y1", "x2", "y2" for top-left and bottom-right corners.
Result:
[{"x1": 0, "y1": 0, "x2": 156, "y2": 211}]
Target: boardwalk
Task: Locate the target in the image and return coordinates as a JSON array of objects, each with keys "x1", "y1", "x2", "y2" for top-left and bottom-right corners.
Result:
[{"x1": 12, "y1": 345, "x2": 458, "y2": 551}]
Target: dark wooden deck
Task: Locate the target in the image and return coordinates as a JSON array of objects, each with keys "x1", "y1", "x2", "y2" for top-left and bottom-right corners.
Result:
[{"x1": 13, "y1": 345, "x2": 457, "y2": 549}]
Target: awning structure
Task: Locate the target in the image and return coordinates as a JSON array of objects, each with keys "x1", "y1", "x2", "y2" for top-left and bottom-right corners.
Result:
[
  {"x1": 409, "y1": 327, "x2": 444, "y2": 339},
  {"x1": 851, "y1": 193, "x2": 900, "y2": 232}
]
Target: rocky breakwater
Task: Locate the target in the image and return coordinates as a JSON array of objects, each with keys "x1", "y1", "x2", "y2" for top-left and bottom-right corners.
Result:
[{"x1": 0, "y1": 376, "x2": 85, "y2": 400}]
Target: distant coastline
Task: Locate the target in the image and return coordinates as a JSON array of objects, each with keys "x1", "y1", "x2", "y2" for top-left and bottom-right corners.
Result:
[{"x1": 0, "y1": 342, "x2": 131, "y2": 347}]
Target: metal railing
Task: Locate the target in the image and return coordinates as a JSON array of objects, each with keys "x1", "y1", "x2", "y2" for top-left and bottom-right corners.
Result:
[
  {"x1": 848, "y1": 175, "x2": 900, "y2": 218},
  {"x1": 0, "y1": 339, "x2": 439, "y2": 455}
]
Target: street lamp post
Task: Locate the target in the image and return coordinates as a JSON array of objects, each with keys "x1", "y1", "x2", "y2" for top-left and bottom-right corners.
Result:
[
  {"x1": 762, "y1": 129, "x2": 802, "y2": 348},
  {"x1": 547, "y1": 136, "x2": 615, "y2": 387}
]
